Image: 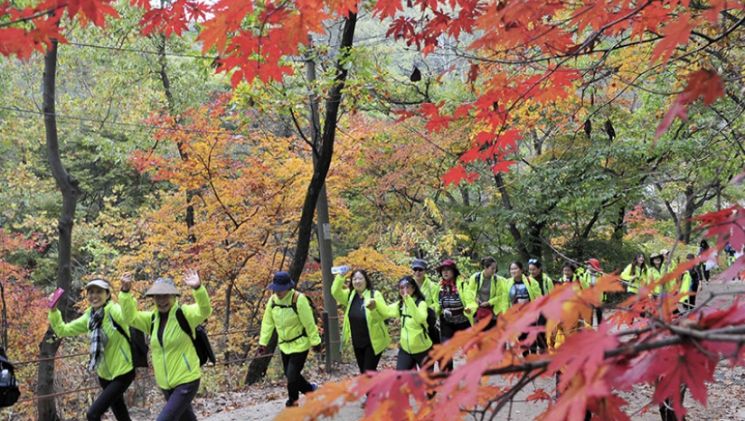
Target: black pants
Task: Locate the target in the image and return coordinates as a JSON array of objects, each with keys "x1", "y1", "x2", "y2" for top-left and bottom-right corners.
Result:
[
  {"x1": 353, "y1": 345, "x2": 382, "y2": 374},
  {"x1": 158, "y1": 379, "x2": 200, "y2": 421},
  {"x1": 594, "y1": 307, "x2": 603, "y2": 325},
  {"x1": 439, "y1": 319, "x2": 470, "y2": 371},
  {"x1": 88, "y1": 370, "x2": 135, "y2": 421},
  {"x1": 396, "y1": 348, "x2": 431, "y2": 371},
  {"x1": 281, "y1": 350, "x2": 314, "y2": 404}
]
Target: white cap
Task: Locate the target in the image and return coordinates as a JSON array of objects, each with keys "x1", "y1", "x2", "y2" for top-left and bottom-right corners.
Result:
[{"x1": 85, "y1": 279, "x2": 111, "y2": 291}]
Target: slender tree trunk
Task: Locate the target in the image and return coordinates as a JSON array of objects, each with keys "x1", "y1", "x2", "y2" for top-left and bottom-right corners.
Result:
[
  {"x1": 306, "y1": 44, "x2": 341, "y2": 366},
  {"x1": 288, "y1": 13, "x2": 357, "y2": 282},
  {"x1": 682, "y1": 183, "x2": 696, "y2": 244},
  {"x1": 156, "y1": 34, "x2": 196, "y2": 241},
  {"x1": 611, "y1": 206, "x2": 626, "y2": 241},
  {"x1": 37, "y1": 39, "x2": 82, "y2": 421}
]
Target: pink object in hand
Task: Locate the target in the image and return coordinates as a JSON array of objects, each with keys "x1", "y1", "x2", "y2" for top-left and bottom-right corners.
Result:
[{"x1": 48, "y1": 288, "x2": 64, "y2": 309}]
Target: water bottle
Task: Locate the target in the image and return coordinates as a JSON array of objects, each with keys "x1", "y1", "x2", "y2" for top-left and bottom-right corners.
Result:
[
  {"x1": 0, "y1": 369, "x2": 10, "y2": 387},
  {"x1": 331, "y1": 265, "x2": 350, "y2": 275}
]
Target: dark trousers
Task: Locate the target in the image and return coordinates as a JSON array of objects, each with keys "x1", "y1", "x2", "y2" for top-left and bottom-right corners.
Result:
[
  {"x1": 439, "y1": 319, "x2": 470, "y2": 371},
  {"x1": 158, "y1": 379, "x2": 200, "y2": 421},
  {"x1": 353, "y1": 345, "x2": 382, "y2": 374},
  {"x1": 88, "y1": 370, "x2": 135, "y2": 421},
  {"x1": 396, "y1": 348, "x2": 432, "y2": 371},
  {"x1": 281, "y1": 350, "x2": 313, "y2": 404}
]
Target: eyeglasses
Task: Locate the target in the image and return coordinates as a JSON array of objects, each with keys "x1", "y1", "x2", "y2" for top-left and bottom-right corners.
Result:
[{"x1": 412, "y1": 268, "x2": 425, "y2": 272}]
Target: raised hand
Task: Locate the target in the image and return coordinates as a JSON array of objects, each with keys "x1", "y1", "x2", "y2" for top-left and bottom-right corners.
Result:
[
  {"x1": 183, "y1": 269, "x2": 201, "y2": 289},
  {"x1": 120, "y1": 272, "x2": 133, "y2": 292}
]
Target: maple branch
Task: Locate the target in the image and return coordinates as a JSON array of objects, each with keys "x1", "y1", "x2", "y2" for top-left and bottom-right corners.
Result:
[{"x1": 0, "y1": 4, "x2": 66, "y2": 28}]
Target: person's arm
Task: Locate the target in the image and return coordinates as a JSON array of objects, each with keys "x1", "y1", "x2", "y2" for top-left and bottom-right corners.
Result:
[
  {"x1": 258, "y1": 299, "x2": 276, "y2": 347},
  {"x1": 488, "y1": 277, "x2": 505, "y2": 307},
  {"x1": 405, "y1": 296, "x2": 428, "y2": 325},
  {"x1": 370, "y1": 291, "x2": 394, "y2": 321},
  {"x1": 378, "y1": 298, "x2": 400, "y2": 320},
  {"x1": 297, "y1": 294, "x2": 321, "y2": 346},
  {"x1": 182, "y1": 286, "x2": 213, "y2": 327},
  {"x1": 331, "y1": 274, "x2": 350, "y2": 307},
  {"x1": 130, "y1": 310, "x2": 154, "y2": 334},
  {"x1": 48, "y1": 309, "x2": 90, "y2": 338},
  {"x1": 179, "y1": 269, "x2": 212, "y2": 326},
  {"x1": 111, "y1": 291, "x2": 136, "y2": 326}
]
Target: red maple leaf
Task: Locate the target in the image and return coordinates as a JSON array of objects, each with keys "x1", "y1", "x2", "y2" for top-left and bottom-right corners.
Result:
[
  {"x1": 651, "y1": 13, "x2": 695, "y2": 63},
  {"x1": 547, "y1": 324, "x2": 619, "y2": 391},
  {"x1": 656, "y1": 70, "x2": 725, "y2": 138}
]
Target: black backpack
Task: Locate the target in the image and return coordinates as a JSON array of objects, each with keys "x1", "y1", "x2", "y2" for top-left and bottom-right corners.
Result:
[
  {"x1": 0, "y1": 349, "x2": 19, "y2": 408},
  {"x1": 175, "y1": 308, "x2": 216, "y2": 366},
  {"x1": 270, "y1": 291, "x2": 322, "y2": 343},
  {"x1": 110, "y1": 316, "x2": 149, "y2": 368}
]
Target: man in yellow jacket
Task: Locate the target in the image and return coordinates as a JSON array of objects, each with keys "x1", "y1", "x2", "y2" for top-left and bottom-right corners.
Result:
[
  {"x1": 259, "y1": 271, "x2": 320, "y2": 407},
  {"x1": 129, "y1": 270, "x2": 212, "y2": 421}
]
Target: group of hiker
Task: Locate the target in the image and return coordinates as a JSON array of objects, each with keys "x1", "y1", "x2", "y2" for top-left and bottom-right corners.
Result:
[
  {"x1": 47, "y1": 240, "x2": 733, "y2": 419},
  {"x1": 48, "y1": 271, "x2": 211, "y2": 421}
]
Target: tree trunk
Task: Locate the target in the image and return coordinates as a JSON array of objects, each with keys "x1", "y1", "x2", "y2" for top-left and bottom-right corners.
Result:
[
  {"x1": 306, "y1": 44, "x2": 341, "y2": 366},
  {"x1": 611, "y1": 206, "x2": 626, "y2": 241},
  {"x1": 156, "y1": 34, "x2": 196, "y2": 242},
  {"x1": 288, "y1": 13, "x2": 357, "y2": 282},
  {"x1": 37, "y1": 39, "x2": 82, "y2": 421},
  {"x1": 681, "y1": 183, "x2": 696, "y2": 244}
]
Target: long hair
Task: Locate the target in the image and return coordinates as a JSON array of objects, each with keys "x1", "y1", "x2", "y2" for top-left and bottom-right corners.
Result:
[{"x1": 631, "y1": 253, "x2": 647, "y2": 271}]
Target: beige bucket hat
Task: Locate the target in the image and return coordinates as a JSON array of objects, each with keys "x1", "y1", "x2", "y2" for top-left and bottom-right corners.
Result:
[{"x1": 144, "y1": 277, "x2": 181, "y2": 296}]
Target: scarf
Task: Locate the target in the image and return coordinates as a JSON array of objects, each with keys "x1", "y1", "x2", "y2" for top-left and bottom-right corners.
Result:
[
  {"x1": 440, "y1": 278, "x2": 457, "y2": 294},
  {"x1": 87, "y1": 307, "x2": 108, "y2": 372}
]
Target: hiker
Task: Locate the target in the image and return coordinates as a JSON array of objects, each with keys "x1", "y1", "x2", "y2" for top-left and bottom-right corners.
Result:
[
  {"x1": 548, "y1": 263, "x2": 591, "y2": 350},
  {"x1": 528, "y1": 258, "x2": 554, "y2": 295},
  {"x1": 48, "y1": 276, "x2": 136, "y2": 421},
  {"x1": 621, "y1": 253, "x2": 648, "y2": 294},
  {"x1": 434, "y1": 259, "x2": 474, "y2": 367},
  {"x1": 648, "y1": 251, "x2": 667, "y2": 295},
  {"x1": 497, "y1": 261, "x2": 543, "y2": 354},
  {"x1": 258, "y1": 271, "x2": 320, "y2": 407},
  {"x1": 331, "y1": 268, "x2": 391, "y2": 374},
  {"x1": 582, "y1": 258, "x2": 605, "y2": 324},
  {"x1": 380, "y1": 276, "x2": 434, "y2": 371},
  {"x1": 678, "y1": 253, "x2": 699, "y2": 308},
  {"x1": 411, "y1": 259, "x2": 438, "y2": 310},
  {"x1": 128, "y1": 270, "x2": 212, "y2": 420},
  {"x1": 467, "y1": 256, "x2": 505, "y2": 329}
]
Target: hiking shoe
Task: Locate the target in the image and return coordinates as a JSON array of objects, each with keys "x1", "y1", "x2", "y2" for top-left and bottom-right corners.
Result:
[
  {"x1": 310, "y1": 382, "x2": 319, "y2": 392},
  {"x1": 285, "y1": 399, "x2": 298, "y2": 407}
]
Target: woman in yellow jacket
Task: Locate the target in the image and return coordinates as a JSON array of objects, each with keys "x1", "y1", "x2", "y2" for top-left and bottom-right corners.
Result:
[
  {"x1": 48, "y1": 277, "x2": 136, "y2": 421},
  {"x1": 621, "y1": 253, "x2": 647, "y2": 294},
  {"x1": 331, "y1": 268, "x2": 391, "y2": 374},
  {"x1": 380, "y1": 276, "x2": 433, "y2": 370},
  {"x1": 258, "y1": 271, "x2": 320, "y2": 407},
  {"x1": 128, "y1": 270, "x2": 212, "y2": 421}
]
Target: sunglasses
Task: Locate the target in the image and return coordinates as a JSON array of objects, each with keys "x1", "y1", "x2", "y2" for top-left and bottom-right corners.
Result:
[
  {"x1": 412, "y1": 268, "x2": 425, "y2": 272},
  {"x1": 528, "y1": 258, "x2": 539, "y2": 265}
]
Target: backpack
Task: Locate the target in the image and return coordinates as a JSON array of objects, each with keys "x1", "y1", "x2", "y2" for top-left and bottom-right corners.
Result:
[
  {"x1": 110, "y1": 315, "x2": 149, "y2": 368},
  {"x1": 270, "y1": 291, "x2": 322, "y2": 344},
  {"x1": 175, "y1": 308, "x2": 216, "y2": 366},
  {"x1": 0, "y1": 348, "x2": 19, "y2": 408}
]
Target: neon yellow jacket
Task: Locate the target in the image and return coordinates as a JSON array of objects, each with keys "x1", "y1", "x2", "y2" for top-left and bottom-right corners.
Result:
[
  {"x1": 418, "y1": 275, "x2": 439, "y2": 310},
  {"x1": 529, "y1": 273, "x2": 554, "y2": 295},
  {"x1": 495, "y1": 275, "x2": 542, "y2": 314},
  {"x1": 647, "y1": 266, "x2": 666, "y2": 295},
  {"x1": 380, "y1": 296, "x2": 432, "y2": 354},
  {"x1": 259, "y1": 290, "x2": 321, "y2": 354},
  {"x1": 331, "y1": 275, "x2": 392, "y2": 355},
  {"x1": 466, "y1": 271, "x2": 508, "y2": 316},
  {"x1": 621, "y1": 264, "x2": 646, "y2": 294},
  {"x1": 130, "y1": 286, "x2": 212, "y2": 390},
  {"x1": 48, "y1": 292, "x2": 136, "y2": 380}
]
